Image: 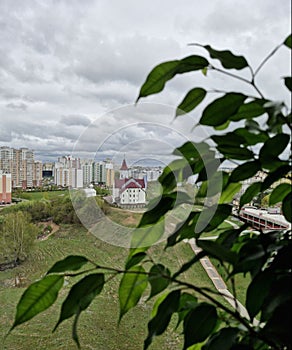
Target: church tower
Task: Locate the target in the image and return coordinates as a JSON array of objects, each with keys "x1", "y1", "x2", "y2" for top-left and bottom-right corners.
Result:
[{"x1": 120, "y1": 157, "x2": 129, "y2": 179}]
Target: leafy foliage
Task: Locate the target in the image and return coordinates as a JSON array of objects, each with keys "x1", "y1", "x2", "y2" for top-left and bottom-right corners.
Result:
[
  {"x1": 10, "y1": 275, "x2": 64, "y2": 330},
  {"x1": 9, "y1": 35, "x2": 292, "y2": 349}
]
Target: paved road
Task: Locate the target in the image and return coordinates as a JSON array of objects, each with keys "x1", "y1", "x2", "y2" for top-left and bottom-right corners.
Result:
[
  {"x1": 187, "y1": 238, "x2": 253, "y2": 322},
  {"x1": 185, "y1": 217, "x2": 259, "y2": 326}
]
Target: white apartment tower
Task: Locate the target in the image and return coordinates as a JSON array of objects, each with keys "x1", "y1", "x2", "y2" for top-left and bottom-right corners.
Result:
[{"x1": 54, "y1": 155, "x2": 83, "y2": 188}]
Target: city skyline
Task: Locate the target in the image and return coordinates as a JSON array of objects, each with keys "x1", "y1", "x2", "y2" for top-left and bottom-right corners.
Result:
[{"x1": 0, "y1": 146, "x2": 165, "y2": 191}]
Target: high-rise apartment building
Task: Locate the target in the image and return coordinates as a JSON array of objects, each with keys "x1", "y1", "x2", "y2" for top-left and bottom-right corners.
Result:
[
  {"x1": 92, "y1": 161, "x2": 106, "y2": 184},
  {"x1": 81, "y1": 160, "x2": 93, "y2": 186},
  {"x1": 54, "y1": 155, "x2": 83, "y2": 188},
  {"x1": 0, "y1": 147, "x2": 42, "y2": 189},
  {"x1": 33, "y1": 161, "x2": 43, "y2": 187},
  {"x1": 80, "y1": 159, "x2": 115, "y2": 187},
  {"x1": 105, "y1": 162, "x2": 115, "y2": 187}
]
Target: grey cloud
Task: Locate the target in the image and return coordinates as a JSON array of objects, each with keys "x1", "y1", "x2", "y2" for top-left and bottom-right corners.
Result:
[
  {"x1": 60, "y1": 115, "x2": 91, "y2": 127},
  {"x1": 0, "y1": 129, "x2": 12, "y2": 142},
  {"x1": 6, "y1": 102, "x2": 28, "y2": 110},
  {"x1": 0, "y1": 0, "x2": 290, "y2": 163},
  {"x1": 72, "y1": 35, "x2": 181, "y2": 86}
]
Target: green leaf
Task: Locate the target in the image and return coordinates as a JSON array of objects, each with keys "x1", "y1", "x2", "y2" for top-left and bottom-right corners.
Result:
[
  {"x1": 176, "y1": 55, "x2": 210, "y2": 73},
  {"x1": 259, "y1": 134, "x2": 290, "y2": 171},
  {"x1": 54, "y1": 273, "x2": 104, "y2": 331},
  {"x1": 262, "y1": 165, "x2": 291, "y2": 191},
  {"x1": 144, "y1": 290, "x2": 180, "y2": 349},
  {"x1": 196, "y1": 180, "x2": 208, "y2": 198},
  {"x1": 201, "y1": 204, "x2": 232, "y2": 232},
  {"x1": 126, "y1": 247, "x2": 149, "y2": 268},
  {"x1": 246, "y1": 270, "x2": 273, "y2": 319},
  {"x1": 166, "y1": 211, "x2": 201, "y2": 248},
  {"x1": 284, "y1": 77, "x2": 292, "y2": 91},
  {"x1": 131, "y1": 219, "x2": 165, "y2": 248},
  {"x1": 183, "y1": 303, "x2": 217, "y2": 349},
  {"x1": 214, "y1": 120, "x2": 230, "y2": 130},
  {"x1": 230, "y1": 100, "x2": 266, "y2": 121},
  {"x1": 202, "y1": 45, "x2": 248, "y2": 70},
  {"x1": 261, "y1": 301, "x2": 292, "y2": 347},
  {"x1": 202, "y1": 66, "x2": 208, "y2": 76},
  {"x1": 196, "y1": 171, "x2": 227, "y2": 199},
  {"x1": 282, "y1": 192, "x2": 292, "y2": 223},
  {"x1": 176, "y1": 293, "x2": 198, "y2": 329},
  {"x1": 139, "y1": 195, "x2": 174, "y2": 226},
  {"x1": 230, "y1": 161, "x2": 261, "y2": 182},
  {"x1": 137, "y1": 55, "x2": 208, "y2": 101},
  {"x1": 260, "y1": 275, "x2": 291, "y2": 322},
  {"x1": 212, "y1": 132, "x2": 246, "y2": 146},
  {"x1": 239, "y1": 182, "x2": 262, "y2": 208},
  {"x1": 269, "y1": 183, "x2": 292, "y2": 205},
  {"x1": 173, "y1": 141, "x2": 204, "y2": 159},
  {"x1": 234, "y1": 128, "x2": 268, "y2": 145},
  {"x1": 47, "y1": 255, "x2": 89, "y2": 274},
  {"x1": 197, "y1": 239, "x2": 237, "y2": 264},
  {"x1": 119, "y1": 266, "x2": 148, "y2": 321},
  {"x1": 148, "y1": 264, "x2": 171, "y2": 299},
  {"x1": 139, "y1": 192, "x2": 190, "y2": 227},
  {"x1": 158, "y1": 158, "x2": 194, "y2": 193},
  {"x1": 150, "y1": 292, "x2": 169, "y2": 318},
  {"x1": 259, "y1": 134, "x2": 290, "y2": 159},
  {"x1": 176, "y1": 88, "x2": 207, "y2": 117},
  {"x1": 204, "y1": 327, "x2": 239, "y2": 350},
  {"x1": 200, "y1": 93, "x2": 247, "y2": 126},
  {"x1": 158, "y1": 165, "x2": 177, "y2": 193},
  {"x1": 136, "y1": 60, "x2": 179, "y2": 102},
  {"x1": 173, "y1": 251, "x2": 206, "y2": 278},
  {"x1": 283, "y1": 34, "x2": 292, "y2": 49},
  {"x1": 72, "y1": 310, "x2": 81, "y2": 349},
  {"x1": 11, "y1": 275, "x2": 64, "y2": 330},
  {"x1": 216, "y1": 225, "x2": 248, "y2": 250},
  {"x1": 234, "y1": 242, "x2": 266, "y2": 275},
  {"x1": 125, "y1": 251, "x2": 147, "y2": 270},
  {"x1": 217, "y1": 145, "x2": 254, "y2": 160},
  {"x1": 219, "y1": 182, "x2": 242, "y2": 204},
  {"x1": 270, "y1": 246, "x2": 292, "y2": 270},
  {"x1": 173, "y1": 142, "x2": 212, "y2": 176}
]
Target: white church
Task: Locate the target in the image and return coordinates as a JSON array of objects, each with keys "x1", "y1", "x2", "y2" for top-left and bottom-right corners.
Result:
[{"x1": 112, "y1": 158, "x2": 147, "y2": 208}]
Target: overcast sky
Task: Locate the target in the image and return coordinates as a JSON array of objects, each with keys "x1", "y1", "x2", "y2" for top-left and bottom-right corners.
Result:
[{"x1": 0, "y1": 0, "x2": 291, "y2": 166}]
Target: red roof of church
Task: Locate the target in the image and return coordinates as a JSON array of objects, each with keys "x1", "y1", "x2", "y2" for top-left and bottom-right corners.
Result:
[
  {"x1": 120, "y1": 158, "x2": 128, "y2": 170},
  {"x1": 115, "y1": 178, "x2": 145, "y2": 189}
]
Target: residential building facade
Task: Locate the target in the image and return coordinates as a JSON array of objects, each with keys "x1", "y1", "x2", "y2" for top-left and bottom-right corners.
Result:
[
  {"x1": 0, "y1": 171, "x2": 12, "y2": 204},
  {"x1": 0, "y1": 146, "x2": 42, "y2": 189},
  {"x1": 113, "y1": 177, "x2": 146, "y2": 208},
  {"x1": 54, "y1": 155, "x2": 83, "y2": 188}
]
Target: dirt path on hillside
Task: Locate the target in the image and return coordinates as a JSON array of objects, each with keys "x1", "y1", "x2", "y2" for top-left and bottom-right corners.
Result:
[{"x1": 38, "y1": 221, "x2": 60, "y2": 240}]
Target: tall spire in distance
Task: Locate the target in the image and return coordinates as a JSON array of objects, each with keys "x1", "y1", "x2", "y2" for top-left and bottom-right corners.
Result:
[
  {"x1": 120, "y1": 156, "x2": 129, "y2": 179},
  {"x1": 120, "y1": 157, "x2": 128, "y2": 171}
]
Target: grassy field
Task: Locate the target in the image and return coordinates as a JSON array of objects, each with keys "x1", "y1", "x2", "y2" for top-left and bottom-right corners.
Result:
[
  {"x1": 13, "y1": 190, "x2": 68, "y2": 201},
  {"x1": 0, "y1": 223, "x2": 223, "y2": 350},
  {"x1": 107, "y1": 207, "x2": 143, "y2": 228},
  {"x1": 0, "y1": 191, "x2": 250, "y2": 349}
]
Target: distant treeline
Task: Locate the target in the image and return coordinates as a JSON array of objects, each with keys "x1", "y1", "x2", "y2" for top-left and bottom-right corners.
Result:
[{"x1": 2, "y1": 194, "x2": 81, "y2": 225}]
